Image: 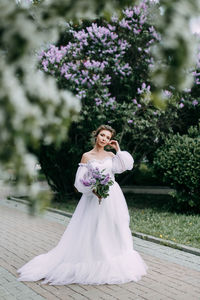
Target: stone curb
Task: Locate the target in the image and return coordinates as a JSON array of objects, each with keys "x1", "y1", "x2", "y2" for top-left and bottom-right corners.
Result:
[
  {"x1": 122, "y1": 186, "x2": 174, "y2": 195},
  {"x1": 8, "y1": 196, "x2": 200, "y2": 257}
]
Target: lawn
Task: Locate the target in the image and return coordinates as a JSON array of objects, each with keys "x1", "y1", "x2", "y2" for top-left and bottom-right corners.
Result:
[{"x1": 51, "y1": 193, "x2": 200, "y2": 249}]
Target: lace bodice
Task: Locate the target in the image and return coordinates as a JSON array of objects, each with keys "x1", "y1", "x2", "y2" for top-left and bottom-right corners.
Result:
[{"x1": 74, "y1": 151, "x2": 134, "y2": 195}]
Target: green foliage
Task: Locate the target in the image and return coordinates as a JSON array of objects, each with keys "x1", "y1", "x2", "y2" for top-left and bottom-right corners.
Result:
[
  {"x1": 39, "y1": 3, "x2": 184, "y2": 196},
  {"x1": 0, "y1": 0, "x2": 81, "y2": 213},
  {"x1": 152, "y1": 0, "x2": 200, "y2": 92},
  {"x1": 1, "y1": 0, "x2": 136, "y2": 212},
  {"x1": 153, "y1": 126, "x2": 200, "y2": 210}
]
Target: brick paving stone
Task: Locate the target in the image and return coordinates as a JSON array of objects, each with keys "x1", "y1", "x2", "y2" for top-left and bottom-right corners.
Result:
[
  {"x1": 0, "y1": 266, "x2": 45, "y2": 300},
  {"x1": 1, "y1": 197, "x2": 200, "y2": 300}
]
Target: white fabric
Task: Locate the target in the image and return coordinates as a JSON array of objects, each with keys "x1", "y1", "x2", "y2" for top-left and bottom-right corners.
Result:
[
  {"x1": 74, "y1": 163, "x2": 93, "y2": 195},
  {"x1": 112, "y1": 150, "x2": 134, "y2": 174},
  {"x1": 17, "y1": 152, "x2": 147, "y2": 285}
]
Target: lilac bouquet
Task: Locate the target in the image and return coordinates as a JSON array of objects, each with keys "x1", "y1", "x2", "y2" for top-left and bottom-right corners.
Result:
[{"x1": 80, "y1": 167, "x2": 114, "y2": 204}]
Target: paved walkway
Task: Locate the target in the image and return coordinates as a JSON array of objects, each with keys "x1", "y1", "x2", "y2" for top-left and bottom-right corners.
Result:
[{"x1": 0, "y1": 198, "x2": 200, "y2": 300}]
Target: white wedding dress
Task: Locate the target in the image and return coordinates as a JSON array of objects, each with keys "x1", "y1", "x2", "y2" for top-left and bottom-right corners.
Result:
[{"x1": 17, "y1": 151, "x2": 148, "y2": 285}]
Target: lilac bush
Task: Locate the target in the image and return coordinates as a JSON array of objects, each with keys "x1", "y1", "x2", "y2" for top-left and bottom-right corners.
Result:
[
  {"x1": 39, "y1": 1, "x2": 159, "y2": 111},
  {"x1": 38, "y1": 1, "x2": 200, "y2": 196}
]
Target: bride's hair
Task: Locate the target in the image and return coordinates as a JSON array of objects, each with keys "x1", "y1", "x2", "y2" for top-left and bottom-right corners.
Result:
[{"x1": 92, "y1": 124, "x2": 116, "y2": 142}]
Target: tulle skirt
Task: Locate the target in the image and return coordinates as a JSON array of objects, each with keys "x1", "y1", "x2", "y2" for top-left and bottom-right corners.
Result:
[{"x1": 17, "y1": 182, "x2": 148, "y2": 285}]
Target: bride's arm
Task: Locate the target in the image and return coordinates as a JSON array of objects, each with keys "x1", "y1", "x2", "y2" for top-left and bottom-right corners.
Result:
[
  {"x1": 109, "y1": 140, "x2": 134, "y2": 174},
  {"x1": 74, "y1": 154, "x2": 92, "y2": 194},
  {"x1": 112, "y1": 151, "x2": 134, "y2": 174}
]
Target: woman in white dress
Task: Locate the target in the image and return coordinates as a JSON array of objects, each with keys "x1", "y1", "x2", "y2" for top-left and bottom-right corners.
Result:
[{"x1": 17, "y1": 124, "x2": 148, "y2": 285}]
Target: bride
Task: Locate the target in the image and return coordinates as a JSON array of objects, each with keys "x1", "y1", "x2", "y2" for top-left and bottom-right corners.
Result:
[{"x1": 17, "y1": 124, "x2": 148, "y2": 285}]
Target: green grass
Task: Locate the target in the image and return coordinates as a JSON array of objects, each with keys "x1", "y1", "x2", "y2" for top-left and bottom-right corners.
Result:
[{"x1": 50, "y1": 193, "x2": 200, "y2": 249}]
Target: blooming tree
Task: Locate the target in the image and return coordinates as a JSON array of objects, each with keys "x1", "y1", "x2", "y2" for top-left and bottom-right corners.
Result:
[
  {"x1": 39, "y1": 2, "x2": 188, "y2": 193},
  {"x1": 0, "y1": 0, "x2": 134, "y2": 211},
  {"x1": 1, "y1": 0, "x2": 200, "y2": 204},
  {"x1": 38, "y1": 1, "x2": 200, "y2": 195}
]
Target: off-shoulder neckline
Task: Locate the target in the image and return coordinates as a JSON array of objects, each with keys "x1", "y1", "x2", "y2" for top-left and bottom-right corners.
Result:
[{"x1": 78, "y1": 156, "x2": 114, "y2": 166}]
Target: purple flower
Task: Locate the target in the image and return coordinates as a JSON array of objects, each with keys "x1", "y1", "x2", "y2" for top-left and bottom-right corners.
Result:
[
  {"x1": 111, "y1": 15, "x2": 118, "y2": 23},
  {"x1": 128, "y1": 119, "x2": 133, "y2": 123},
  {"x1": 80, "y1": 179, "x2": 91, "y2": 186},
  {"x1": 192, "y1": 100, "x2": 198, "y2": 106},
  {"x1": 142, "y1": 82, "x2": 146, "y2": 89},
  {"x1": 90, "y1": 168, "x2": 101, "y2": 179},
  {"x1": 95, "y1": 98, "x2": 102, "y2": 106},
  {"x1": 133, "y1": 99, "x2": 137, "y2": 104},
  {"x1": 41, "y1": 60, "x2": 49, "y2": 72},
  {"x1": 179, "y1": 103, "x2": 184, "y2": 108},
  {"x1": 90, "y1": 178, "x2": 97, "y2": 184},
  {"x1": 124, "y1": 8, "x2": 134, "y2": 18},
  {"x1": 163, "y1": 90, "x2": 172, "y2": 97},
  {"x1": 100, "y1": 174, "x2": 110, "y2": 185},
  {"x1": 137, "y1": 87, "x2": 143, "y2": 94},
  {"x1": 119, "y1": 19, "x2": 131, "y2": 30}
]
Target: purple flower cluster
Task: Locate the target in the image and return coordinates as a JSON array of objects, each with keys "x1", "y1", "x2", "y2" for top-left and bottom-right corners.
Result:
[
  {"x1": 40, "y1": 45, "x2": 68, "y2": 72},
  {"x1": 80, "y1": 167, "x2": 114, "y2": 203},
  {"x1": 100, "y1": 174, "x2": 110, "y2": 185},
  {"x1": 81, "y1": 167, "x2": 111, "y2": 186},
  {"x1": 137, "y1": 82, "x2": 151, "y2": 94},
  {"x1": 39, "y1": 2, "x2": 165, "y2": 117},
  {"x1": 192, "y1": 100, "x2": 198, "y2": 106},
  {"x1": 192, "y1": 70, "x2": 200, "y2": 85}
]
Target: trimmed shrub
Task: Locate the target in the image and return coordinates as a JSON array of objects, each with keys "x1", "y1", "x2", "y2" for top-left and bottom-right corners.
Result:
[{"x1": 153, "y1": 127, "x2": 200, "y2": 210}]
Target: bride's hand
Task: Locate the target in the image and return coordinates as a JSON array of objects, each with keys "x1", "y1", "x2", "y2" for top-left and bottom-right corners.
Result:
[{"x1": 109, "y1": 140, "x2": 120, "y2": 152}]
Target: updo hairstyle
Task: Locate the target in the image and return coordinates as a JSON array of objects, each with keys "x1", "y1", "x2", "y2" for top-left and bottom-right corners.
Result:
[{"x1": 92, "y1": 125, "x2": 116, "y2": 143}]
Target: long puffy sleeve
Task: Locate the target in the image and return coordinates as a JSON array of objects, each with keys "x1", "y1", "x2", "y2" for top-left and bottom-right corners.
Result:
[
  {"x1": 112, "y1": 150, "x2": 134, "y2": 174},
  {"x1": 74, "y1": 163, "x2": 93, "y2": 195}
]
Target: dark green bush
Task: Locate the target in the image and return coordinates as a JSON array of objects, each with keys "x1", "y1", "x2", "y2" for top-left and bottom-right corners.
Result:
[{"x1": 153, "y1": 127, "x2": 200, "y2": 210}]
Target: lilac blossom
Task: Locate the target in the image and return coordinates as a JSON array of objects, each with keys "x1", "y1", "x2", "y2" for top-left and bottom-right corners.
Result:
[
  {"x1": 105, "y1": 97, "x2": 116, "y2": 107},
  {"x1": 123, "y1": 8, "x2": 134, "y2": 18},
  {"x1": 95, "y1": 98, "x2": 102, "y2": 106},
  {"x1": 80, "y1": 179, "x2": 91, "y2": 186},
  {"x1": 133, "y1": 99, "x2": 137, "y2": 104},
  {"x1": 192, "y1": 100, "x2": 198, "y2": 106},
  {"x1": 119, "y1": 19, "x2": 131, "y2": 30},
  {"x1": 42, "y1": 60, "x2": 49, "y2": 72},
  {"x1": 137, "y1": 83, "x2": 151, "y2": 94},
  {"x1": 108, "y1": 24, "x2": 116, "y2": 31},
  {"x1": 163, "y1": 90, "x2": 172, "y2": 98},
  {"x1": 80, "y1": 167, "x2": 114, "y2": 203},
  {"x1": 137, "y1": 87, "x2": 143, "y2": 94},
  {"x1": 39, "y1": 4, "x2": 160, "y2": 115},
  {"x1": 111, "y1": 15, "x2": 118, "y2": 23},
  {"x1": 100, "y1": 174, "x2": 110, "y2": 185}
]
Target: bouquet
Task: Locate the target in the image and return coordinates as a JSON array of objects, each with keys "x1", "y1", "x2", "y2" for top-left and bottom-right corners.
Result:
[{"x1": 80, "y1": 167, "x2": 114, "y2": 204}]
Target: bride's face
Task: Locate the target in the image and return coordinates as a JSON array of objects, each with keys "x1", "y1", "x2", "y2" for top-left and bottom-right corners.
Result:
[{"x1": 96, "y1": 130, "x2": 112, "y2": 147}]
